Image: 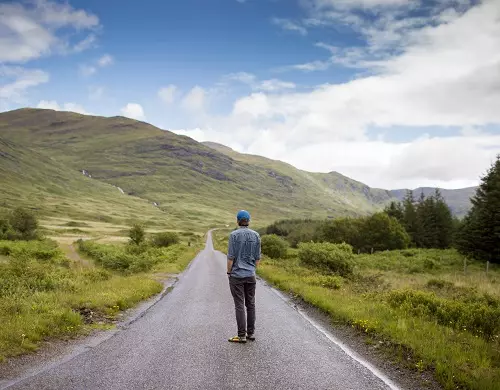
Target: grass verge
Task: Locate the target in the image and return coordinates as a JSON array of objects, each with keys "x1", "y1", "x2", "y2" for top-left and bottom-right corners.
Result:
[{"x1": 0, "y1": 238, "x2": 200, "y2": 362}]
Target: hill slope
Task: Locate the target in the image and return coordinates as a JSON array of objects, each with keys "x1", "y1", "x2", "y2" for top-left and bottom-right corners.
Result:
[
  {"x1": 203, "y1": 142, "x2": 476, "y2": 217},
  {"x1": 0, "y1": 136, "x2": 169, "y2": 226},
  {"x1": 0, "y1": 109, "x2": 474, "y2": 227}
]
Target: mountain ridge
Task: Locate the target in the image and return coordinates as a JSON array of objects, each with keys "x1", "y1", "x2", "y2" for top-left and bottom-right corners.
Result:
[{"x1": 0, "y1": 109, "x2": 475, "y2": 226}]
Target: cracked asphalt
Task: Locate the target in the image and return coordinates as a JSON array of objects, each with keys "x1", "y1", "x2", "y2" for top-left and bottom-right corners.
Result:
[{"x1": 4, "y1": 232, "x2": 398, "y2": 390}]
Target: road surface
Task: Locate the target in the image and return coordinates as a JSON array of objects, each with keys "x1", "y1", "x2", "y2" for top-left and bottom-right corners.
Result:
[{"x1": 4, "y1": 232, "x2": 400, "y2": 390}]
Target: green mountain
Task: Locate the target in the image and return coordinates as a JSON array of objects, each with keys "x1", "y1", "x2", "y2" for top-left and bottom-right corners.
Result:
[{"x1": 0, "y1": 109, "x2": 474, "y2": 227}]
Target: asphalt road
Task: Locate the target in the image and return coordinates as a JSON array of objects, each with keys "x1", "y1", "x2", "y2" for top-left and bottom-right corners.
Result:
[{"x1": 5, "y1": 232, "x2": 400, "y2": 390}]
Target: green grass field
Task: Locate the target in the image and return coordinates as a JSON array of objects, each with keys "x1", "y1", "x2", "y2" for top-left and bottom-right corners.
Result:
[{"x1": 213, "y1": 230, "x2": 500, "y2": 390}]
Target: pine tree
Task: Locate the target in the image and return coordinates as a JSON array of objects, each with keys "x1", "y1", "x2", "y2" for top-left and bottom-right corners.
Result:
[
  {"x1": 403, "y1": 190, "x2": 424, "y2": 247},
  {"x1": 457, "y1": 156, "x2": 500, "y2": 263},
  {"x1": 384, "y1": 201, "x2": 404, "y2": 223},
  {"x1": 433, "y1": 189, "x2": 454, "y2": 249}
]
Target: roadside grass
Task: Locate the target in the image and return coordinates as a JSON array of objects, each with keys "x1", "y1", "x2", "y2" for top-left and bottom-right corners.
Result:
[
  {"x1": 212, "y1": 231, "x2": 500, "y2": 390},
  {"x1": 0, "y1": 235, "x2": 201, "y2": 363}
]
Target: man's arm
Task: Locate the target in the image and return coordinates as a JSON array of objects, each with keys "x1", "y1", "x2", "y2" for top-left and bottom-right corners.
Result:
[
  {"x1": 227, "y1": 234, "x2": 234, "y2": 274},
  {"x1": 255, "y1": 233, "x2": 261, "y2": 268}
]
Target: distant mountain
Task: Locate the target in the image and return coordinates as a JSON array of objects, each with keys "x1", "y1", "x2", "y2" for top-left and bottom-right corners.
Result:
[{"x1": 0, "y1": 109, "x2": 475, "y2": 228}]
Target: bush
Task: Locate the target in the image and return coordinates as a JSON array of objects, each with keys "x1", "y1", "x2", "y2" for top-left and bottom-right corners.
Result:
[
  {"x1": 0, "y1": 218, "x2": 15, "y2": 240},
  {"x1": 298, "y1": 242, "x2": 354, "y2": 276},
  {"x1": 261, "y1": 234, "x2": 289, "y2": 259},
  {"x1": 151, "y1": 232, "x2": 179, "y2": 248},
  {"x1": 387, "y1": 289, "x2": 500, "y2": 339},
  {"x1": 9, "y1": 208, "x2": 39, "y2": 240},
  {"x1": 129, "y1": 223, "x2": 145, "y2": 245}
]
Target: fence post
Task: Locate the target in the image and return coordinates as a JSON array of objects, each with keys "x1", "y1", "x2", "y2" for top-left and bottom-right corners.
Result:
[
  {"x1": 371, "y1": 247, "x2": 374, "y2": 255},
  {"x1": 486, "y1": 261, "x2": 490, "y2": 275},
  {"x1": 464, "y1": 257, "x2": 467, "y2": 275}
]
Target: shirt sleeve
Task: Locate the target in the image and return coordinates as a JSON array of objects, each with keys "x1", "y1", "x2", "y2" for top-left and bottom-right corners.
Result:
[
  {"x1": 254, "y1": 233, "x2": 261, "y2": 260},
  {"x1": 227, "y1": 233, "x2": 235, "y2": 260}
]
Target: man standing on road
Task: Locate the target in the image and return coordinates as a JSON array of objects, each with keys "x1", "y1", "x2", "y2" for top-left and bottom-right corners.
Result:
[{"x1": 227, "y1": 210, "x2": 261, "y2": 343}]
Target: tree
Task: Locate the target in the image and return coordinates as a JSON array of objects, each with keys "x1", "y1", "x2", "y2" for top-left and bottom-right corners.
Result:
[
  {"x1": 358, "y1": 213, "x2": 411, "y2": 252},
  {"x1": 457, "y1": 156, "x2": 500, "y2": 263},
  {"x1": 9, "y1": 207, "x2": 38, "y2": 240},
  {"x1": 384, "y1": 201, "x2": 404, "y2": 223},
  {"x1": 402, "y1": 190, "x2": 423, "y2": 247},
  {"x1": 433, "y1": 189, "x2": 454, "y2": 249},
  {"x1": 129, "y1": 223, "x2": 146, "y2": 245}
]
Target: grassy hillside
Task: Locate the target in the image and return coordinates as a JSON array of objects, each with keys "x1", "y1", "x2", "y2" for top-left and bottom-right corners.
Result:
[
  {"x1": 0, "y1": 137, "x2": 171, "y2": 227},
  {"x1": 205, "y1": 142, "x2": 475, "y2": 217},
  {"x1": 0, "y1": 109, "x2": 474, "y2": 228},
  {"x1": 0, "y1": 109, "x2": 394, "y2": 228}
]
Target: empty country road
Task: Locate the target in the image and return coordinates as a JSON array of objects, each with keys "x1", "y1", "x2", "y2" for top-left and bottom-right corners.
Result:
[{"x1": 2, "y1": 232, "x2": 401, "y2": 390}]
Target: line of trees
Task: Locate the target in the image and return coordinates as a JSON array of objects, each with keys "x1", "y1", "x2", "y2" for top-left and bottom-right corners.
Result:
[
  {"x1": 384, "y1": 189, "x2": 454, "y2": 249},
  {"x1": 263, "y1": 191, "x2": 456, "y2": 254}
]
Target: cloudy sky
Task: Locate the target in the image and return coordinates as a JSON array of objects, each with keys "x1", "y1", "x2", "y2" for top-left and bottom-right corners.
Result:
[{"x1": 1, "y1": 0, "x2": 499, "y2": 190}]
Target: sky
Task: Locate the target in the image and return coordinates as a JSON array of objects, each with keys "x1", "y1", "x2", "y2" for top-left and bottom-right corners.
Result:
[{"x1": 1, "y1": 0, "x2": 499, "y2": 190}]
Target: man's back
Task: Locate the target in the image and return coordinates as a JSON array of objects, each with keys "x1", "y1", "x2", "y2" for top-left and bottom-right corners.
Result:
[{"x1": 227, "y1": 227, "x2": 261, "y2": 278}]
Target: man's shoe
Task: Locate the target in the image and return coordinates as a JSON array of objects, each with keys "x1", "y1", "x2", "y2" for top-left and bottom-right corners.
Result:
[
  {"x1": 228, "y1": 335, "x2": 247, "y2": 343},
  {"x1": 246, "y1": 333, "x2": 255, "y2": 341}
]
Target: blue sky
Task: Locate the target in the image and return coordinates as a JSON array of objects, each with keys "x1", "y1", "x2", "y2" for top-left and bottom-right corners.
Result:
[{"x1": 1, "y1": 0, "x2": 500, "y2": 189}]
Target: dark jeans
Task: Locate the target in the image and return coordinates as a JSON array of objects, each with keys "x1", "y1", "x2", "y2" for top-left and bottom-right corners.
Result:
[{"x1": 229, "y1": 276, "x2": 256, "y2": 337}]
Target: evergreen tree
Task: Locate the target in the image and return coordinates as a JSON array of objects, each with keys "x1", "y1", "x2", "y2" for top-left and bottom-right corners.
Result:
[
  {"x1": 384, "y1": 201, "x2": 404, "y2": 223},
  {"x1": 402, "y1": 190, "x2": 423, "y2": 247},
  {"x1": 418, "y1": 194, "x2": 438, "y2": 248},
  {"x1": 457, "y1": 156, "x2": 500, "y2": 263},
  {"x1": 433, "y1": 189, "x2": 454, "y2": 249}
]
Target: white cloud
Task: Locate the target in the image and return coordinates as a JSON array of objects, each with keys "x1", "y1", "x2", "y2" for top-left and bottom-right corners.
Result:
[
  {"x1": 121, "y1": 103, "x2": 145, "y2": 120},
  {"x1": 181, "y1": 86, "x2": 206, "y2": 112},
  {"x1": 272, "y1": 18, "x2": 308, "y2": 35},
  {"x1": 227, "y1": 72, "x2": 296, "y2": 91},
  {"x1": 285, "y1": 60, "x2": 331, "y2": 72},
  {"x1": 0, "y1": 66, "x2": 49, "y2": 102},
  {"x1": 158, "y1": 85, "x2": 177, "y2": 105},
  {"x1": 97, "y1": 54, "x2": 113, "y2": 67},
  {"x1": 175, "y1": 0, "x2": 500, "y2": 189},
  {"x1": 0, "y1": 0, "x2": 99, "y2": 64},
  {"x1": 37, "y1": 100, "x2": 90, "y2": 115},
  {"x1": 305, "y1": 0, "x2": 414, "y2": 11},
  {"x1": 79, "y1": 54, "x2": 114, "y2": 77},
  {"x1": 79, "y1": 64, "x2": 96, "y2": 76},
  {"x1": 72, "y1": 34, "x2": 97, "y2": 53}
]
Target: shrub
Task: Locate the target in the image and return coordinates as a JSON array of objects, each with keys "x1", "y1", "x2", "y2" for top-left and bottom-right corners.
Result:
[
  {"x1": 151, "y1": 232, "x2": 179, "y2": 248},
  {"x1": 261, "y1": 234, "x2": 289, "y2": 259},
  {"x1": 387, "y1": 289, "x2": 500, "y2": 339},
  {"x1": 0, "y1": 219, "x2": 15, "y2": 240},
  {"x1": 129, "y1": 223, "x2": 145, "y2": 245},
  {"x1": 2, "y1": 208, "x2": 39, "y2": 240},
  {"x1": 298, "y1": 242, "x2": 354, "y2": 276}
]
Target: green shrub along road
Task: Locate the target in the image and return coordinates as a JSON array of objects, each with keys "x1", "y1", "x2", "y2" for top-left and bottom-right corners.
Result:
[{"x1": 213, "y1": 230, "x2": 500, "y2": 390}]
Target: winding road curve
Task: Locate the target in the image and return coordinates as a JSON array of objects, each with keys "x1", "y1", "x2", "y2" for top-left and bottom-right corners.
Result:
[{"x1": 3, "y1": 232, "x2": 400, "y2": 390}]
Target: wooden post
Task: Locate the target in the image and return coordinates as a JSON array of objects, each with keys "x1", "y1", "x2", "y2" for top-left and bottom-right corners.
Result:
[
  {"x1": 464, "y1": 257, "x2": 467, "y2": 275},
  {"x1": 371, "y1": 247, "x2": 374, "y2": 255},
  {"x1": 486, "y1": 261, "x2": 490, "y2": 275}
]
